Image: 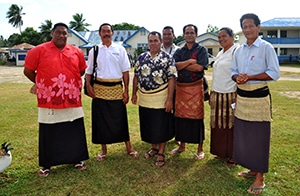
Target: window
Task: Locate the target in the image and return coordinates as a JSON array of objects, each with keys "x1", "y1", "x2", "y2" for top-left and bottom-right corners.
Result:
[
  {"x1": 280, "y1": 30, "x2": 287, "y2": 38},
  {"x1": 140, "y1": 29, "x2": 146, "y2": 36},
  {"x1": 137, "y1": 43, "x2": 148, "y2": 50},
  {"x1": 207, "y1": 48, "x2": 213, "y2": 55},
  {"x1": 280, "y1": 48, "x2": 287, "y2": 55},
  {"x1": 267, "y1": 30, "x2": 277, "y2": 38}
]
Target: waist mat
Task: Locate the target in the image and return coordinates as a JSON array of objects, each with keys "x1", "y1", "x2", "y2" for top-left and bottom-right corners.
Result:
[{"x1": 237, "y1": 86, "x2": 269, "y2": 98}]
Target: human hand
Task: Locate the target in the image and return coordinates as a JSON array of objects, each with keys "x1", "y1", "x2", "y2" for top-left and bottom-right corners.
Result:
[{"x1": 30, "y1": 84, "x2": 36, "y2": 94}]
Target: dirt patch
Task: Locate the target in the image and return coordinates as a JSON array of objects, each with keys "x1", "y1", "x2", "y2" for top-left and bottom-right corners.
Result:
[{"x1": 279, "y1": 91, "x2": 300, "y2": 99}]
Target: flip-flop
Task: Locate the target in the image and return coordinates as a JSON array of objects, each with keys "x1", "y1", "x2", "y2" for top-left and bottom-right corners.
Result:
[
  {"x1": 169, "y1": 148, "x2": 184, "y2": 155},
  {"x1": 195, "y1": 151, "x2": 205, "y2": 160},
  {"x1": 247, "y1": 184, "x2": 265, "y2": 195},
  {"x1": 96, "y1": 153, "x2": 106, "y2": 161},
  {"x1": 238, "y1": 171, "x2": 256, "y2": 178},
  {"x1": 38, "y1": 168, "x2": 50, "y2": 177},
  {"x1": 128, "y1": 150, "x2": 140, "y2": 158},
  {"x1": 75, "y1": 161, "x2": 87, "y2": 170}
]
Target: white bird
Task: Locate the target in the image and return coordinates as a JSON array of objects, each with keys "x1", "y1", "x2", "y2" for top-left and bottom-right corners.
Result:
[{"x1": 0, "y1": 142, "x2": 13, "y2": 173}]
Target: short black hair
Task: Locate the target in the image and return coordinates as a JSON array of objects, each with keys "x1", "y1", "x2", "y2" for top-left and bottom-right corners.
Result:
[
  {"x1": 52, "y1": 22, "x2": 69, "y2": 31},
  {"x1": 163, "y1": 26, "x2": 175, "y2": 34},
  {"x1": 240, "y1": 13, "x2": 261, "y2": 28},
  {"x1": 220, "y1": 27, "x2": 234, "y2": 37},
  {"x1": 148, "y1": 31, "x2": 162, "y2": 40},
  {"x1": 99, "y1": 23, "x2": 114, "y2": 33},
  {"x1": 183, "y1": 24, "x2": 198, "y2": 35}
]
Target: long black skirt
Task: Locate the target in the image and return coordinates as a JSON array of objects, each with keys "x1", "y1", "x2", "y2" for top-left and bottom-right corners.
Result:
[
  {"x1": 174, "y1": 117, "x2": 205, "y2": 144},
  {"x1": 139, "y1": 106, "x2": 175, "y2": 144},
  {"x1": 92, "y1": 98, "x2": 130, "y2": 144},
  {"x1": 39, "y1": 117, "x2": 89, "y2": 168},
  {"x1": 233, "y1": 117, "x2": 270, "y2": 173}
]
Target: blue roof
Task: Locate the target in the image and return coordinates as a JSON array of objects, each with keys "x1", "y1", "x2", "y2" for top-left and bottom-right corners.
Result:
[
  {"x1": 78, "y1": 29, "x2": 137, "y2": 48},
  {"x1": 261, "y1": 18, "x2": 300, "y2": 27}
]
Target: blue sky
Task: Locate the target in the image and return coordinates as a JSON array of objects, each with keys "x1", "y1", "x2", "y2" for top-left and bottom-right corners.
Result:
[{"x1": 0, "y1": 0, "x2": 299, "y2": 39}]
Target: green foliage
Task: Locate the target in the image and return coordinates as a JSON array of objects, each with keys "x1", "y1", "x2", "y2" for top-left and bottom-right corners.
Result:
[
  {"x1": 174, "y1": 35, "x2": 184, "y2": 44},
  {"x1": 113, "y1": 22, "x2": 140, "y2": 30},
  {"x1": 206, "y1": 24, "x2": 219, "y2": 34},
  {"x1": 6, "y1": 4, "x2": 25, "y2": 34},
  {"x1": 39, "y1": 20, "x2": 53, "y2": 43},
  {"x1": 69, "y1": 13, "x2": 91, "y2": 31},
  {"x1": 0, "y1": 69, "x2": 299, "y2": 195}
]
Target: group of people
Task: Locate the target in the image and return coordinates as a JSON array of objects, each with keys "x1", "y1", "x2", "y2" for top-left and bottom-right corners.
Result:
[{"x1": 23, "y1": 13, "x2": 280, "y2": 195}]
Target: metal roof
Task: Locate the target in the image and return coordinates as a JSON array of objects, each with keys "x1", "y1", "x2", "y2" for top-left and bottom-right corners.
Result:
[
  {"x1": 261, "y1": 18, "x2": 300, "y2": 27},
  {"x1": 78, "y1": 29, "x2": 137, "y2": 48}
]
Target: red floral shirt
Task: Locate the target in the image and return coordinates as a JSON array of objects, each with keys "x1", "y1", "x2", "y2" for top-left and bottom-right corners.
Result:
[{"x1": 24, "y1": 41, "x2": 87, "y2": 109}]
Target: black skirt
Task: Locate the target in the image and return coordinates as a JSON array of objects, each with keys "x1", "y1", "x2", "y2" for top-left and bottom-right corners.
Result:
[
  {"x1": 39, "y1": 117, "x2": 89, "y2": 168},
  {"x1": 139, "y1": 106, "x2": 175, "y2": 144},
  {"x1": 233, "y1": 117, "x2": 270, "y2": 173},
  {"x1": 174, "y1": 117, "x2": 205, "y2": 143},
  {"x1": 92, "y1": 98, "x2": 130, "y2": 144}
]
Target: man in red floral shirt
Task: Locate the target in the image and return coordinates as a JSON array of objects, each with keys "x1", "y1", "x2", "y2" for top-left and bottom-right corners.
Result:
[{"x1": 24, "y1": 22, "x2": 89, "y2": 177}]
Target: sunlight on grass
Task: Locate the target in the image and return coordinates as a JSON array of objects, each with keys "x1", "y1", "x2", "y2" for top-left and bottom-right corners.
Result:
[{"x1": 0, "y1": 78, "x2": 299, "y2": 195}]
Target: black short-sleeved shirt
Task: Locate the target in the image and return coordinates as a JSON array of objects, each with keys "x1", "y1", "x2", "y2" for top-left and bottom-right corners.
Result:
[{"x1": 173, "y1": 43, "x2": 208, "y2": 83}]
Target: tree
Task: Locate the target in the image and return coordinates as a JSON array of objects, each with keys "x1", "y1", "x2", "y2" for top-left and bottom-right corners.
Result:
[
  {"x1": 69, "y1": 13, "x2": 91, "y2": 31},
  {"x1": 39, "y1": 20, "x2": 53, "y2": 42},
  {"x1": 20, "y1": 27, "x2": 42, "y2": 46},
  {"x1": 113, "y1": 22, "x2": 140, "y2": 30},
  {"x1": 6, "y1": 4, "x2": 26, "y2": 34},
  {"x1": 206, "y1": 24, "x2": 219, "y2": 34}
]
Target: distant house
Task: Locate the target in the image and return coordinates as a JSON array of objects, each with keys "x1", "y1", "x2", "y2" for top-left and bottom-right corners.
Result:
[
  {"x1": 8, "y1": 43, "x2": 35, "y2": 66},
  {"x1": 68, "y1": 27, "x2": 150, "y2": 58},
  {"x1": 236, "y1": 17, "x2": 300, "y2": 63},
  {"x1": 177, "y1": 32, "x2": 220, "y2": 57}
]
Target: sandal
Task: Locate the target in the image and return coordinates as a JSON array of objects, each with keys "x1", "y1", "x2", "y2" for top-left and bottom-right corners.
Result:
[
  {"x1": 75, "y1": 161, "x2": 87, "y2": 170},
  {"x1": 195, "y1": 151, "x2": 205, "y2": 160},
  {"x1": 155, "y1": 153, "x2": 165, "y2": 167},
  {"x1": 96, "y1": 153, "x2": 106, "y2": 161},
  {"x1": 38, "y1": 168, "x2": 50, "y2": 177},
  {"x1": 238, "y1": 171, "x2": 256, "y2": 178},
  {"x1": 224, "y1": 160, "x2": 236, "y2": 167},
  {"x1": 144, "y1": 148, "x2": 158, "y2": 158},
  {"x1": 128, "y1": 150, "x2": 140, "y2": 158}
]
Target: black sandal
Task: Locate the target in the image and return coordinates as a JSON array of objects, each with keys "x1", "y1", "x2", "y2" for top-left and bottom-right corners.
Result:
[
  {"x1": 144, "y1": 148, "x2": 158, "y2": 158},
  {"x1": 155, "y1": 153, "x2": 165, "y2": 167}
]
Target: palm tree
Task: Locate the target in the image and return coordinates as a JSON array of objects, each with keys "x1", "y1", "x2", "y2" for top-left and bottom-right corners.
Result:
[
  {"x1": 6, "y1": 4, "x2": 26, "y2": 34},
  {"x1": 39, "y1": 20, "x2": 53, "y2": 42},
  {"x1": 69, "y1": 13, "x2": 91, "y2": 31}
]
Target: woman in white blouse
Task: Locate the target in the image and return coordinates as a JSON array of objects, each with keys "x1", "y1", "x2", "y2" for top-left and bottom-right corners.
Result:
[{"x1": 209, "y1": 27, "x2": 239, "y2": 166}]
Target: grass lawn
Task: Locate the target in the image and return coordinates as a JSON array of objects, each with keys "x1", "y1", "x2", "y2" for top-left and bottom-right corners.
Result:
[{"x1": 0, "y1": 71, "x2": 299, "y2": 195}]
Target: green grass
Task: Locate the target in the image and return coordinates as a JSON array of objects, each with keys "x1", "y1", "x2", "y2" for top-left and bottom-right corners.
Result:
[{"x1": 0, "y1": 77, "x2": 300, "y2": 195}]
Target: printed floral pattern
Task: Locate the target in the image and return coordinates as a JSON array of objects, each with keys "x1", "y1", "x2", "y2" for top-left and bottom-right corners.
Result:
[
  {"x1": 36, "y1": 73, "x2": 82, "y2": 106},
  {"x1": 135, "y1": 51, "x2": 177, "y2": 91}
]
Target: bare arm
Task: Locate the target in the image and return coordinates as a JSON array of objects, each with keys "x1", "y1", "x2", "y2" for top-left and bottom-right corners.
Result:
[
  {"x1": 232, "y1": 73, "x2": 272, "y2": 84},
  {"x1": 131, "y1": 74, "x2": 138, "y2": 105},
  {"x1": 122, "y1": 71, "x2": 129, "y2": 104},
  {"x1": 175, "y1": 59, "x2": 196, "y2": 71},
  {"x1": 23, "y1": 67, "x2": 36, "y2": 83},
  {"x1": 164, "y1": 77, "x2": 175, "y2": 112}
]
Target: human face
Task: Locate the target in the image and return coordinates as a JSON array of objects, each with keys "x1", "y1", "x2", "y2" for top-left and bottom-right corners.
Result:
[
  {"x1": 51, "y1": 26, "x2": 68, "y2": 49},
  {"x1": 184, "y1": 26, "x2": 197, "y2": 44},
  {"x1": 148, "y1": 34, "x2": 162, "y2": 55},
  {"x1": 218, "y1": 29, "x2": 234, "y2": 50},
  {"x1": 99, "y1": 25, "x2": 113, "y2": 45},
  {"x1": 242, "y1": 18, "x2": 260, "y2": 43},
  {"x1": 162, "y1": 29, "x2": 174, "y2": 47}
]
